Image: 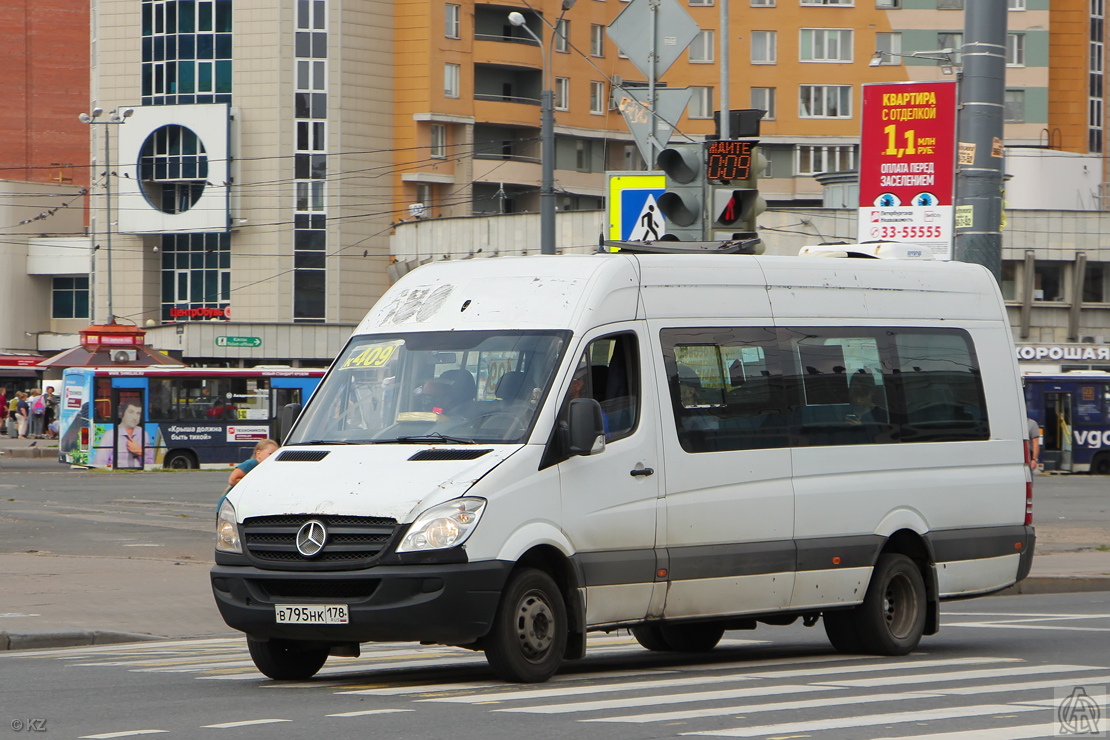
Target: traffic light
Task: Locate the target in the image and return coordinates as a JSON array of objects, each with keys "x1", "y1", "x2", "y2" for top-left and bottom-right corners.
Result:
[
  {"x1": 656, "y1": 142, "x2": 706, "y2": 241},
  {"x1": 707, "y1": 140, "x2": 766, "y2": 241}
]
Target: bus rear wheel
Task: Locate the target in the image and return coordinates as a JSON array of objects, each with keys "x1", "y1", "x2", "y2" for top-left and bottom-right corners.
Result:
[
  {"x1": 163, "y1": 451, "x2": 197, "y2": 470},
  {"x1": 1092, "y1": 453, "x2": 1110, "y2": 475}
]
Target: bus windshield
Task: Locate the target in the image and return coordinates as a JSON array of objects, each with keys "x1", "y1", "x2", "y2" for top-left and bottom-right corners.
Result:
[{"x1": 288, "y1": 330, "x2": 570, "y2": 445}]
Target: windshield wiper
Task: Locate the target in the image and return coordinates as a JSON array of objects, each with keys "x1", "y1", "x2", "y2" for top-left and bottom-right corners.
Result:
[
  {"x1": 291, "y1": 439, "x2": 356, "y2": 445},
  {"x1": 394, "y1": 433, "x2": 478, "y2": 445}
]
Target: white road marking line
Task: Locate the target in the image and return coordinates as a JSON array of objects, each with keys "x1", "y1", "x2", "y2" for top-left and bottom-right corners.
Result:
[
  {"x1": 201, "y1": 719, "x2": 292, "y2": 729},
  {"x1": 326, "y1": 709, "x2": 415, "y2": 717},
  {"x1": 496, "y1": 684, "x2": 836, "y2": 714},
  {"x1": 865, "y1": 724, "x2": 1059, "y2": 740},
  {"x1": 78, "y1": 732, "x2": 168, "y2": 739},
  {"x1": 816, "y1": 664, "x2": 1103, "y2": 688},
  {"x1": 582, "y1": 690, "x2": 943, "y2": 723},
  {"x1": 430, "y1": 657, "x2": 1003, "y2": 705},
  {"x1": 947, "y1": 623, "x2": 1110, "y2": 633},
  {"x1": 679, "y1": 703, "x2": 1044, "y2": 737}
]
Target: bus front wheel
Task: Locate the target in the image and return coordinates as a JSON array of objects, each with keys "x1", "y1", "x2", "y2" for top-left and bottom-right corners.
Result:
[
  {"x1": 164, "y1": 451, "x2": 197, "y2": 470},
  {"x1": 1091, "y1": 453, "x2": 1110, "y2": 475}
]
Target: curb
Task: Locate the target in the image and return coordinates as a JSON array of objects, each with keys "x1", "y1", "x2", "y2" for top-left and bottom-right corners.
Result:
[
  {"x1": 0, "y1": 630, "x2": 164, "y2": 651},
  {"x1": 995, "y1": 576, "x2": 1110, "y2": 596},
  {"x1": 0, "y1": 447, "x2": 59, "y2": 459}
]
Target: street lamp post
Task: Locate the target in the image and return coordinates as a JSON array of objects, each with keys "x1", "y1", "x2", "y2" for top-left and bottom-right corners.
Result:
[
  {"x1": 508, "y1": 1, "x2": 575, "y2": 256},
  {"x1": 79, "y1": 107, "x2": 133, "y2": 324}
]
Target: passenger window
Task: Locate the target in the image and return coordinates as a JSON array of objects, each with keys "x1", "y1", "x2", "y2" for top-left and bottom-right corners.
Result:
[
  {"x1": 894, "y1": 330, "x2": 989, "y2": 441},
  {"x1": 785, "y1": 331, "x2": 895, "y2": 447},
  {"x1": 661, "y1": 328, "x2": 788, "y2": 452}
]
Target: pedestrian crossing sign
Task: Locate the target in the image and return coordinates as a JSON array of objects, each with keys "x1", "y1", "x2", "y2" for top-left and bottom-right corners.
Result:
[{"x1": 607, "y1": 172, "x2": 666, "y2": 242}]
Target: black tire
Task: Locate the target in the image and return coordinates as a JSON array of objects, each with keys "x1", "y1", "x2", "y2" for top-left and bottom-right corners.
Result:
[
  {"x1": 659, "y1": 622, "x2": 725, "y2": 652},
  {"x1": 483, "y1": 568, "x2": 567, "y2": 683},
  {"x1": 1092, "y1": 453, "x2": 1110, "y2": 476},
  {"x1": 631, "y1": 622, "x2": 724, "y2": 652},
  {"x1": 823, "y1": 610, "x2": 865, "y2": 653},
  {"x1": 247, "y1": 638, "x2": 329, "y2": 680},
  {"x1": 163, "y1": 451, "x2": 196, "y2": 470},
  {"x1": 856, "y1": 553, "x2": 927, "y2": 655},
  {"x1": 631, "y1": 624, "x2": 671, "y2": 652}
]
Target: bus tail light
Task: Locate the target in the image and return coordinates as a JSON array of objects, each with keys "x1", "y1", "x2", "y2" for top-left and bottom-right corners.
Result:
[{"x1": 80, "y1": 426, "x2": 88, "y2": 447}]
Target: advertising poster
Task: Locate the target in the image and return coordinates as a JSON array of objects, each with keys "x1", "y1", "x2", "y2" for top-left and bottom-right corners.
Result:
[{"x1": 857, "y1": 81, "x2": 957, "y2": 259}]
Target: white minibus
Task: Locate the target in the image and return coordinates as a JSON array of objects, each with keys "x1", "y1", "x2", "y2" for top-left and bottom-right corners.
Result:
[{"x1": 211, "y1": 251, "x2": 1035, "y2": 683}]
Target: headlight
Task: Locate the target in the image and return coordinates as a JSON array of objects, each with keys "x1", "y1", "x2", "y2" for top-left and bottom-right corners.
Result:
[
  {"x1": 397, "y1": 498, "x2": 486, "y2": 553},
  {"x1": 215, "y1": 498, "x2": 242, "y2": 553}
]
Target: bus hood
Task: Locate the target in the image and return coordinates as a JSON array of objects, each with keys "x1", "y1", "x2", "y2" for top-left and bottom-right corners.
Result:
[{"x1": 227, "y1": 445, "x2": 521, "y2": 523}]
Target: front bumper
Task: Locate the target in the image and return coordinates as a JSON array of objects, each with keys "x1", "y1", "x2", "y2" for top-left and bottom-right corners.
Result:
[{"x1": 211, "y1": 560, "x2": 513, "y2": 645}]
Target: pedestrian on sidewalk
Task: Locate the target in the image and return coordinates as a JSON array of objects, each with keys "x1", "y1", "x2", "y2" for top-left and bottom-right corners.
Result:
[
  {"x1": 6, "y1": 393, "x2": 18, "y2": 437},
  {"x1": 29, "y1": 388, "x2": 46, "y2": 438},
  {"x1": 15, "y1": 392, "x2": 30, "y2": 439},
  {"x1": 0, "y1": 387, "x2": 7, "y2": 436},
  {"x1": 1027, "y1": 417, "x2": 1042, "y2": 473}
]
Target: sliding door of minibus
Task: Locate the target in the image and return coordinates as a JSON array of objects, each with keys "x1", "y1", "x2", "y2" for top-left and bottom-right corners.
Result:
[{"x1": 653, "y1": 324, "x2": 796, "y2": 621}]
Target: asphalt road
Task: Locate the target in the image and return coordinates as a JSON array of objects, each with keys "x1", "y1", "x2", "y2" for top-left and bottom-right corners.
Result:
[{"x1": 1, "y1": 592, "x2": 1108, "y2": 740}]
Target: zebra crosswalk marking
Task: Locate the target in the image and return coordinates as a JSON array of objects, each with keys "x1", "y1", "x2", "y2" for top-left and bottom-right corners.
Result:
[
  {"x1": 679, "y1": 703, "x2": 1045, "y2": 738},
  {"x1": 815, "y1": 663, "x2": 1102, "y2": 688},
  {"x1": 866, "y1": 725, "x2": 1059, "y2": 740}
]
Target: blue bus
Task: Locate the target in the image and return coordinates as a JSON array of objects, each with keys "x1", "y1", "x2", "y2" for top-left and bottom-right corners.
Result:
[
  {"x1": 1023, "y1": 371, "x2": 1110, "y2": 474},
  {"x1": 58, "y1": 367, "x2": 324, "y2": 470}
]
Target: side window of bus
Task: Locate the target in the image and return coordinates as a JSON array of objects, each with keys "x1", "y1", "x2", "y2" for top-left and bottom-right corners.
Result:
[
  {"x1": 661, "y1": 327, "x2": 787, "y2": 453},
  {"x1": 782, "y1": 329, "x2": 894, "y2": 447},
  {"x1": 94, "y1": 378, "x2": 113, "y2": 422},
  {"x1": 149, "y1": 379, "x2": 175, "y2": 422},
  {"x1": 894, "y1": 330, "x2": 989, "y2": 442}
]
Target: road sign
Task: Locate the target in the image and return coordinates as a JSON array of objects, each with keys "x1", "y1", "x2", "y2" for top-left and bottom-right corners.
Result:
[
  {"x1": 615, "y1": 87, "x2": 692, "y2": 169},
  {"x1": 607, "y1": 172, "x2": 666, "y2": 240},
  {"x1": 216, "y1": 336, "x2": 262, "y2": 348},
  {"x1": 607, "y1": 0, "x2": 700, "y2": 81}
]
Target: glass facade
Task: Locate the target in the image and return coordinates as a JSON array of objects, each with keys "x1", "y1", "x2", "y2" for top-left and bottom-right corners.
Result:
[
  {"x1": 159, "y1": 233, "x2": 231, "y2": 322},
  {"x1": 141, "y1": 0, "x2": 233, "y2": 106},
  {"x1": 294, "y1": 0, "x2": 328, "y2": 322}
]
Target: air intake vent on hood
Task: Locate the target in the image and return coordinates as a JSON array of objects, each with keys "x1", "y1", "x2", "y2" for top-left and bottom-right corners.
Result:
[
  {"x1": 408, "y1": 449, "x2": 493, "y2": 461},
  {"x1": 276, "y1": 450, "x2": 330, "y2": 462}
]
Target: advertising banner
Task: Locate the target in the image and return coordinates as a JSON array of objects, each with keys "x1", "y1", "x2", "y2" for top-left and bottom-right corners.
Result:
[{"x1": 857, "y1": 81, "x2": 957, "y2": 259}]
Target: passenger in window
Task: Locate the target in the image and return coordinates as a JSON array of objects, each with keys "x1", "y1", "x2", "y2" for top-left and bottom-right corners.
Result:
[{"x1": 847, "y1": 372, "x2": 888, "y2": 425}]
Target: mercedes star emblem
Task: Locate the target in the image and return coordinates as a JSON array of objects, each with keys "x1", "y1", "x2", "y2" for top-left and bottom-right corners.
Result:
[{"x1": 296, "y1": 520, "x2": 328, "y2": 557}]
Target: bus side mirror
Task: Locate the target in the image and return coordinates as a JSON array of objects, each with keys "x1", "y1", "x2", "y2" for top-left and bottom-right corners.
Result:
[
  {"x1": 279, "y1": 402, "x2": 303, "y2": 444},
  {"x1": 567, "y1": 398, "x2": 605, "y2": 456}
]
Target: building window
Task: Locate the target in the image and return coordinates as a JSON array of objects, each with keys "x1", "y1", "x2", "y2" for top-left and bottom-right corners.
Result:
[
  {"x1": 52, "y1": 277, "x2": 90, "y2": 319},
  {"x1": 876, "y1": 0, "x2": 900, "y2": 7},
  {"x1": 445, "y1": 4, "x2": 460, "y2": 38},
  {"x1": 1007, "y1": 33, "x2": 1025, "y2": 66},
  {"x1": 751, "y1": 87, "x2": 776, "y2": 120},
  {"x1": 938, "y1": 32, "x2": 963, "y2": 64},
  {"x1": 445, "y1": 63, "x2": 460, "y2": 97},
  {"x1": 751, "y1": 0, "x2": 775, "y2": 6},
  {"x1": 689, "y1": 86, "x2": 714, "y2": 119},
  {"x1": 1034, "y1": 262, "x2": 1063, "y2": 302},
  {"x1": 555, "y1": 19, "x2": 569, "y2": 53},
  {"x1": 689, "y1": 30, "x2": 715, "y2": 63},
  {"x1": 937, "y1": 0, "x2": 963, "y2": 8},
  {"x1": 799, "y1": 85, "x2": 852, "y2": 118},
  {"x1": 751, "y1": 31, "x2": 777, "y2": 63},
  {"x1": 591, "y1": 24, "x2": 605, "y2": 56},
  {"x1": 140, "y1": 0, "x2": 234, "y2": 105},
  {"x1": 590, "y1": 81, "x2": 606, "y2": 114},
  {"x1": 876, "y1": 32, "x2": 902, "y2": 63},
  {"x1": 555, "y1": 77, "x2": 570, "y2": 110},
  {"x1": 1004, "y1": 89, "x2": 1026, "y2": 122},
  {"x1": 159, "y1": 232, "x2": 231, "y2": 322},
  {"x1": 1083, "y1": 262, "x2": 1106, "y2": 303},
  {"x1": 800, "y1": 29, "x2": 853, "y2": 62},
  {"x1": 800, "y1": 0, "x2": 853, "y2": 5},
  {"x1": 430, "y1": 124, "x2": 447, "y2": 158},
  {"x1": 1009, "y1": 0, "x2": 1025, "y2": 8},
  {"x1": 796, "y1": 144, "x2": 856, "y2": 175},
  {"x1": 690, "y1": 0, "x2": 714, "y2": 5}
]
